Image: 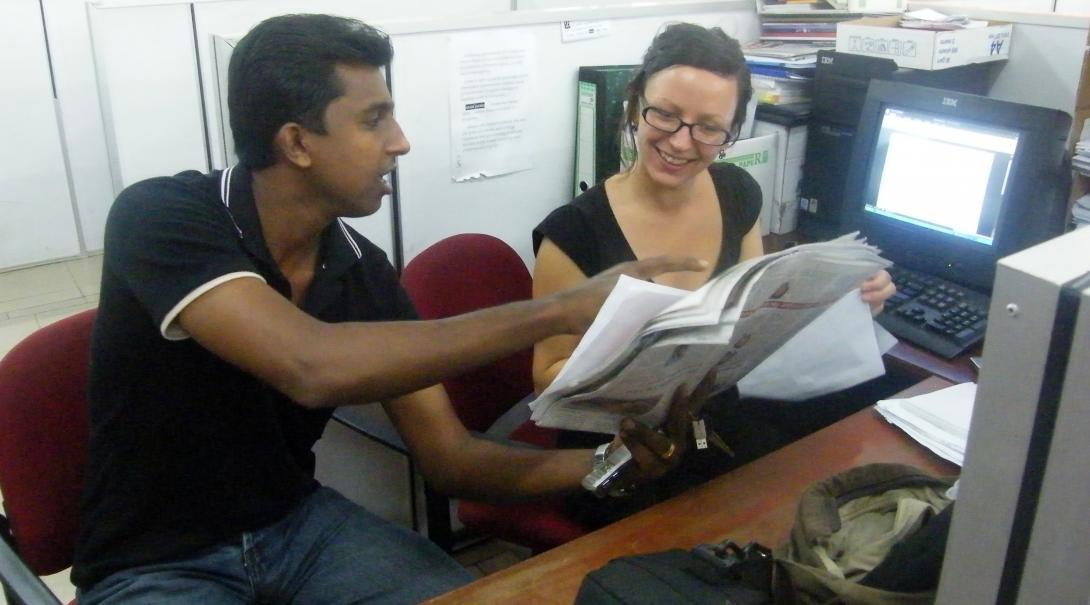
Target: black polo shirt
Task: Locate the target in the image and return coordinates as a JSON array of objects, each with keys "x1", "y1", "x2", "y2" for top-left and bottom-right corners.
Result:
[{"x1": 72, "y1": 165, "x2": 417, "y2": 589}]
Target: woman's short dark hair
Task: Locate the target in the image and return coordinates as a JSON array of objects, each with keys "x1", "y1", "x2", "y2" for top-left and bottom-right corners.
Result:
[
  {"x1": 621, "y1": 23, "x2": 752, "y2": 150},
  {"x1": 228, "y1": 14, "x2": 393, "y2": 169}
]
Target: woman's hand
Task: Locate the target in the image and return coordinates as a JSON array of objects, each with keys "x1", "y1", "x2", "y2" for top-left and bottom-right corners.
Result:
[{"x1": 861, "y1": 269, "x2": 896, "y2": 315}]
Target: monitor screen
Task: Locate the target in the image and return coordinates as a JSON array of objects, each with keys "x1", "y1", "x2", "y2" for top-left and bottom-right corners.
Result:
[
  {"x1": 845, "y1": 81, "x2": 1071, "y2": 292},
  {"x1": 864, "y1": 107, "x2": 1019, "y2": 247}
]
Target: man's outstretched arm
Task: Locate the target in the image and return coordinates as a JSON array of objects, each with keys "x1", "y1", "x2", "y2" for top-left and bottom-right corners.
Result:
[{"x1": 178, "y1": 255, "x2": 706, "y2": 408}]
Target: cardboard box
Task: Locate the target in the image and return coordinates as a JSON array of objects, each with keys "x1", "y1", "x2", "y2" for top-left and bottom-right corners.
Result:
[
  {"x1": 835, "y1": 16, "x2": 1012, "y2": 70},
  {"x1": 715, "y1": 133, "x2": 778, "y2": 236},
  {"x1": 753, "y1": 120, "x2": 807, "y2": 234}
]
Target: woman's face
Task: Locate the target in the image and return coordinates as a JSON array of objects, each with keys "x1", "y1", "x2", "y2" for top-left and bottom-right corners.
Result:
[{"x1": 634, "y1": 65, "x2": 739, "y2": 189}]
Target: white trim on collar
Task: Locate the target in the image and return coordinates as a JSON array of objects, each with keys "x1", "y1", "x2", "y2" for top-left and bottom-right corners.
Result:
[
  {"x1": 220, "y1": 165, "x2": 234, "y2": 207},
  {"x1": 337, "y1": 219, "x2": 363, "y2": 260},
  {"x1": 218, "y1": 165, "x2": 243, "y2": 237},
  {"x1": 219, "y1": 165, "x2": 360, "y2": 261}
]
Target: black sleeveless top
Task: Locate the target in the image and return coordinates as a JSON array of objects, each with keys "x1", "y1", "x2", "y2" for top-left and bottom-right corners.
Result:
[{"x1": 533, "y1": 162, "x2": 763, "y2": 277}]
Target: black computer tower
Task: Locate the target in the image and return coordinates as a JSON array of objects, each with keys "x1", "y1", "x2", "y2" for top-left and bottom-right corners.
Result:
[{"x1": 797, "y1": 51, "x2": 1003, "y2": 239}]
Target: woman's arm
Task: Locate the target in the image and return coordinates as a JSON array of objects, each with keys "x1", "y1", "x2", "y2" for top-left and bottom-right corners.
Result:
[{"x1": 531, "y1": 238, "x2": 590, "y2": 393}]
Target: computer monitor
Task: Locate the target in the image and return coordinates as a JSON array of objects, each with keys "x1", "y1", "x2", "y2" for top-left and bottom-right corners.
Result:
[
  {"x1": 936, "y1": 226, "x2": 1090, "y2": 603},
  {"x1": 844, "y1": 80, "x2": 1072, "y2": 293}
]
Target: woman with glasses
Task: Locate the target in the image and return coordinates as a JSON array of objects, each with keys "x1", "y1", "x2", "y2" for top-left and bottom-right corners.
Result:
[{"x1": 530, "y1": 23, "x2": 894, "y2": 523}]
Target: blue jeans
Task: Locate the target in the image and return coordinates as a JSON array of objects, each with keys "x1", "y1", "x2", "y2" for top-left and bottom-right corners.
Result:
[{"x1": 78, "y1": 487, "x2": 473, "y2": 604}]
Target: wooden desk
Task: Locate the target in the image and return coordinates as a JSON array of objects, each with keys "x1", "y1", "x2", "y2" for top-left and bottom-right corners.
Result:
[
  {"x1": 427, "y1": 376, "x2": 958, "y2": 605},
  {"x1": 885, "y1": 341, "x2": 978, "y2": 385}
]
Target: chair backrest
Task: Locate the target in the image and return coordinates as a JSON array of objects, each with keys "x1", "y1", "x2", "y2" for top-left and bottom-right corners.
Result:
[
  {"x1": 0, "y1": 309, "x2": 96, "y2": 575},
  {"x1": 401, "y1": 234, "x2": 534, "y2": 433}
]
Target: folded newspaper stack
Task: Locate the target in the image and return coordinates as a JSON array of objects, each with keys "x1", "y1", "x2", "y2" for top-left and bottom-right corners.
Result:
[{"x1": 530, "y1": 234, "x2": 890, "y2": 434}]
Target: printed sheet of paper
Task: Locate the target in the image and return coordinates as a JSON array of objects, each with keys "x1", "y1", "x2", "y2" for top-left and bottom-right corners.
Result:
[
  {"x1": 449, "y1": 31, "x2": 536, "y2": 181},
  {"x1": 560, "y1": 20, "x2": 611, "y2": 43},
  {"x1": 544, "y1": 276, "x2": 688, "y2": 392},
  {"x1": 737, "y1": 291, "x2": 890, "y2": 401}
]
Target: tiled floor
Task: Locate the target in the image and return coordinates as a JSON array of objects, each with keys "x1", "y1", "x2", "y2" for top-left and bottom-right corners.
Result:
[{"x1": 0, "y1": 255, "x2": 528, "y2": 604}]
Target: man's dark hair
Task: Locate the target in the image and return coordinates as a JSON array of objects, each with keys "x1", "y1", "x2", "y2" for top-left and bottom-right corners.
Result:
[
  {"x1": 621, "y1": 23, "x2": 752, "y2": 147},
  {"x1": 228, "y1": 14, "x2": 393, "y2": 169}
]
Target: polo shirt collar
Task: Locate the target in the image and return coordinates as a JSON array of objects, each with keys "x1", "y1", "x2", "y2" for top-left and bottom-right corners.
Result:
[{"x1": 218, "y1": 165, "x2": 366, "y2": 282}]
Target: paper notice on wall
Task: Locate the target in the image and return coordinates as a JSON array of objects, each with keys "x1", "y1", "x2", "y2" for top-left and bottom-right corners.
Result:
[
  {"x1": 561, "y1": 20, "x2": 611, "y2": 43},
  {"x1": 449, "y1": 31, "x2": 536, "y2": 182}
]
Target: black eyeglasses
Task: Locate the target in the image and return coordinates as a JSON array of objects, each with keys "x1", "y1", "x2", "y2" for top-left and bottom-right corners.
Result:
[{"x1": 641, "y1": 105, "x2": 732, "y2": 147}]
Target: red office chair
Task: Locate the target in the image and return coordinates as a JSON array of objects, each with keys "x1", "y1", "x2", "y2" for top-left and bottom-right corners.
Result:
[
  {"x1": 0, "y1": 308, "x2": 95, "y2": 605},
  {"x1": 401, "y1": 234, "x2": 590, "y2": 553}
]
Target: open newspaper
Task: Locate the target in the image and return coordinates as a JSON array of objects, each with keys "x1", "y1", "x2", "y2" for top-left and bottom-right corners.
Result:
[{"x1": 529, "y1": 234, "x2": 890, "y2": 434}]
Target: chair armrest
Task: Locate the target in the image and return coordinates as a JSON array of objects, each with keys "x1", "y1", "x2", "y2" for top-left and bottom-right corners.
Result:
[
  {"x1": 0, "y1": 517, "x2": 63, "y2": 605},
  {"x1": 332, "y1": 406, "x2": 408, "y2": 454},
  {"x1": 331, "y1": 407, "x2": 460, "y2": 550}
]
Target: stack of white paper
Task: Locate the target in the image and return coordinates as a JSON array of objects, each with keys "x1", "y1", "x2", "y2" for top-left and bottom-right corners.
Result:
[{"x1": 875, "y1": 382, "x2": 976, "y2": 465}]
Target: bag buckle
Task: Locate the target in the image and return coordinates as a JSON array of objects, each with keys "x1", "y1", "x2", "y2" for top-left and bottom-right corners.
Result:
[{"x1": 692, "y1": 540, "x2": 773, "y2": 592}]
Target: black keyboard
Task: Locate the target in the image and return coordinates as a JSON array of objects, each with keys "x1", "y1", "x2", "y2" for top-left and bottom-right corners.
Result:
[{"x1": 878, "y1": 266, "x2": 991, "y2": 359}]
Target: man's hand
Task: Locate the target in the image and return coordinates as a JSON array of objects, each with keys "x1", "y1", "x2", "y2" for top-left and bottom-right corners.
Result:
[
  {"x1": 861, "y1": 269, "x2": 896, "y2": 315},
  {"x1": 550, "y1": 256, "x2": 708, "y2": 334},
  {"x1": 611, "y1": 372, "x2": 716, "y2": 488}
]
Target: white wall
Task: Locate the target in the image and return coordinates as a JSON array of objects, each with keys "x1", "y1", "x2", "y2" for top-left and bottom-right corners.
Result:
[
  {"x1": 0, "y1": 0, "x2": 82, "y2": 268},
  {"x1": 989, "y1": 21, "x2": 1086, "y2": 113},
  {"x1": 911, "y1": 2, "x2": 1089, "y2": 115},
  {"x1": 922, "y1": 0, "x2": 1090, "y2": 16},
  {"x1": 41, "y1": 0, "x2": 117, "y2": 252}
]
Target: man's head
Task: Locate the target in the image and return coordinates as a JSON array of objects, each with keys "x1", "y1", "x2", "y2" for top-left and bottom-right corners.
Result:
[
  {"x1": 229, "y1": 14, "x2": 409, "y2": 217},
  {"x1": 228, "y1": 14, "x2": 394, "y2": 170}
]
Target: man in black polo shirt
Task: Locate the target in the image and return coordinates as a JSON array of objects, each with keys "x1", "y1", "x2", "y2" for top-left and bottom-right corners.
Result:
[{"x1": 73, "y1": 13, "x2": 707, "y2": 605}]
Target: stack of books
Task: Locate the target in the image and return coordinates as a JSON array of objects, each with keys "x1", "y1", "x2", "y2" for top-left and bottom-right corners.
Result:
[
  {"x1": 1074, "y1": 119, "x2": 1090, "y2": 229},
  {"x1": 749, "y1": 0, "x2": 907, "y2": 104},
  {"x1": 757, "y1": 0, "x2": 860, "y2": 42},
  {"x1": 1073, "y1": 195, "x2": 1090, "y2": 229},
  {"x1": 743, "y1": 41, "x2": 824, "y2": 105}
]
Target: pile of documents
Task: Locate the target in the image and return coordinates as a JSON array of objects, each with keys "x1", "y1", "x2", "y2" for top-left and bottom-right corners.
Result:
[
  {"x1": 530, "y1": 235, "x2": 890, "y2": 434},
  {"x1": 875, "y1": 382, "x2": 976, "y2": 465},
  {"x1": 899, "y1": 8, "x2": 988, "y2": 30},
  {"x1": 1074, "y1": 118, "x2": 1090, "y2": 229},
  {"x1": 743, "y1": 41, "x2": 821, "y2": 105}
]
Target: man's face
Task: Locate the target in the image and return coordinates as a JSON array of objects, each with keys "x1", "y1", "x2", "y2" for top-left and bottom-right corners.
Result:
[{"x1": 304, "y1": 64, "x2": 410, "y2": 218}]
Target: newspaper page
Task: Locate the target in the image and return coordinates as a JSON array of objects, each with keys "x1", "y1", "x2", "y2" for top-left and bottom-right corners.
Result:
[{"x1": 530, "y1": 236, "x2": 889, "y2": 433}]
